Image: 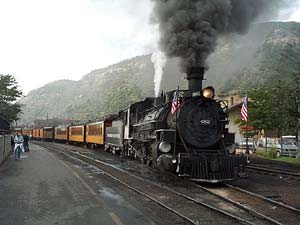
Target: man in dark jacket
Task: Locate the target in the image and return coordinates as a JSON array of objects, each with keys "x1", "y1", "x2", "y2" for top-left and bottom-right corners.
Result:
[
  {"x1": 23, "y1": 134, "x2": 29, "y2": 152},
  {"x1": 11, "y1": 135, "x2": 14, "y2": 152}
]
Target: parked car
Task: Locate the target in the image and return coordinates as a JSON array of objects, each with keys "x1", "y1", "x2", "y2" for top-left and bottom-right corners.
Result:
[
  {"x1": 257, "y1": 137, "x2": 299, "y2": 157},
  {"x1": 238, "y1": 138, "x2": 257, "y2": 154},
  {"x1": 282, "y1": 136, "x2": 300, "y2": 147}
]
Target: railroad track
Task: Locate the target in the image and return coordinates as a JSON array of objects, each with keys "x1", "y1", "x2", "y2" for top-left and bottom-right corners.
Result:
[
  {"x1": 246, "y1": 165, "x2": 300, "y2": 180},
  {"x1": 35, "y1": 142, "x2": 300, "y2": 225},
  {"x1": 249, "y1": 156, "x2": 300, "y2": 171},
  {"x1": 197, "y1": 183, "x2": 300, "y2": 225}
]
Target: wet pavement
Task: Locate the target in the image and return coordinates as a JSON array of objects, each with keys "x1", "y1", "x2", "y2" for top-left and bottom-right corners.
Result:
[{"x1": 0, "y1": 144, "x2": 157, "y2": 225}]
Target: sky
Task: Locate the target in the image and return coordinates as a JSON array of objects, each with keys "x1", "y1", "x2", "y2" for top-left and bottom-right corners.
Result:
[
  {"x1": 0, "y1": 0, "x2": 157, "y2": 94},
  {"x1": 0, "y1": 0, "x2": 299, "y2": 94}
]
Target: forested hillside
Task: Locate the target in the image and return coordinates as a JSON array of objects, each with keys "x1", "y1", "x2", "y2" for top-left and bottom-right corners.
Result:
[{"x1": 20, "y1": 55, "x2": 184, "y2": 123}]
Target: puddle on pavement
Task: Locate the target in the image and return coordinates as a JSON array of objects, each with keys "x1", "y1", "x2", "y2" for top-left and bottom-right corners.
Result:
[{"x1": 97, "y1": 187, "x2": 125, "y2": 205}]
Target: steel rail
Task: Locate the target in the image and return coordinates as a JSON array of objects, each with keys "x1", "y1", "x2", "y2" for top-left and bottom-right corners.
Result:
[
  {"x1": 36, "y1": 142, "x2": 270, "y2": 225},
  {"x1": 196, "y1": 183, "x2": 300, "y2": 225},
  {"x1": 225, "y1": 184, "x2": 300, "y2": 214},
  {"x1": 247, "y1": 165, "x2": 300, "y2": 178}
]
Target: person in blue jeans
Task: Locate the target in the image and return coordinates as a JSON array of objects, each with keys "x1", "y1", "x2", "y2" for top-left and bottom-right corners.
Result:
[{"x1": 14, "y1": 133, "x2": 24, "y2": 160}]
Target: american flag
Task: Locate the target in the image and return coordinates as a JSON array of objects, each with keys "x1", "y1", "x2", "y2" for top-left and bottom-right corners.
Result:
[
  {"x1": 241, "y1": 94, "x2": 248, "y2": 122},
  {"x1": 171, "y1": 91, "x2": 181, "y2": 115}
]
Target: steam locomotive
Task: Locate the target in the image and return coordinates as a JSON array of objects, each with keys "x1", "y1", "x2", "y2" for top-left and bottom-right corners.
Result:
[
  {"x1": 25, "y1": 66, "x2": 247, "y2": 182},
  {"x1": 106, "y1": 67, "x2": 247, "y2": 182}
]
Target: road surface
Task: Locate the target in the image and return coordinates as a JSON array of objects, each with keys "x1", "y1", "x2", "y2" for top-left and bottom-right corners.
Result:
[{"x1": 0, "y1": 143, "x2": 157, "y2": 225}]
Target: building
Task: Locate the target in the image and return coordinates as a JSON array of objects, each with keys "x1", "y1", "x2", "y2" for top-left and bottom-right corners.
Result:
[{"x1": 222, "y1": 95, "x2": 244, "y2": 144}]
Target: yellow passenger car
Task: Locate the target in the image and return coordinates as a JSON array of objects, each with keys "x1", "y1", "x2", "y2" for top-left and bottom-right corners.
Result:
[
  {"x1": 43, "y1": 127, "x2": 55, "y2": 141},
  {"x1": 38, "y1": 128, "x2": 43, "y2": 139},
  {"x1": 86, "y1": 120, "x2": 113, "y2": 146},
  {"x1": 33, "y1": 128, "x2": 43, "y2": 139},
  {"x1": 55, "y1": 126, "x2": 68, "y2": 142},
  {"x1": 68, "y1": 125, "x2": 85, "y2": 143},
  {"x1": 32, "y1": 128, "x2": 38, "y2": 138}
]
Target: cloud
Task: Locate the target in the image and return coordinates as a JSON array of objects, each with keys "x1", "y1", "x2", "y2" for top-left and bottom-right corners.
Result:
[
  {"x1": 276, "y1": 1, "x2": 300, "y2": 22},
  {"x1": 0, "y1": 0, "x2": 157, "y2": 93},
  {"x1": 0, "y1": 0, "x2": 298, "y2": 94}
]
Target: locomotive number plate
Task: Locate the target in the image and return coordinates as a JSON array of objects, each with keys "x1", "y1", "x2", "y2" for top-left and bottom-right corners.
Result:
[{"x1": 200, "y1": 120, "x2": 211, "y2": 125}]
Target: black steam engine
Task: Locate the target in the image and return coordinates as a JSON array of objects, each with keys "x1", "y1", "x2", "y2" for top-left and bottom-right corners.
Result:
[{"x1": 113, "y1": 67, "x2": 247, "y2": 182}]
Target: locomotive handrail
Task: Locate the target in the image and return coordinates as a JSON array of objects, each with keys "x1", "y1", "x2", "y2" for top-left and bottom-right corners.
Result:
[
  {"x1": 155, "y1": 129, "x2": 176, "y2": 133},
  {"x1": 132, "y1": 120, "x2": 165, "y2": 127}
]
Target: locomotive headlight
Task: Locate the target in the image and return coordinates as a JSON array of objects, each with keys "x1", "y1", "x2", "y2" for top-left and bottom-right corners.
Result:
[
  {"x1": 159, "y1": 142, "x2": 172, "y2": 153},
  {"x1": 202, "y1": 86, "x2": 215, "y2": 99}
]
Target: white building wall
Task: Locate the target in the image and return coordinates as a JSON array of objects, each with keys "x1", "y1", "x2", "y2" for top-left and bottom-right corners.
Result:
[{"x1": 228, "y1": 109, "x2": 243, "y2": 144}]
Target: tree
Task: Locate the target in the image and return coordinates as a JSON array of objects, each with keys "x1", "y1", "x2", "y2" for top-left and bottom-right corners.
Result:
[
  {"x1": 234, "y1": 87, "x2": 277, "y2": 140},
  {"x1": 0, "y1": 74, "x2": 23, "y2": 122},
  {"x1": 285, "y1": 74, "x2": 300, "y2": 143},
  {"x1": 247, "y1": 88, "x2": 275, "y2": 132},
  {"x1": 235, "y1": 77, "x2": 300, "y2": 142}
]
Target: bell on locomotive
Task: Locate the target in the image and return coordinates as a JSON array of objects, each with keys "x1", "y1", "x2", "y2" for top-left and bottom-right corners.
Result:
[{"x1": 155, "y1": 66, "x2": 247, "y2": 182}]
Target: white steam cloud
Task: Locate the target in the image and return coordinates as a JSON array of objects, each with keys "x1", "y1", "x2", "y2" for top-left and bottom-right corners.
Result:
[{"x1": 151, "y1": 51, "x2": 167, "y2": 97}]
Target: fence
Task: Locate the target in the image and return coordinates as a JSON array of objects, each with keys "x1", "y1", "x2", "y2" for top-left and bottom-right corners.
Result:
[{"x1": 0, "y1": 133, "x2": 11, "y2": 165}]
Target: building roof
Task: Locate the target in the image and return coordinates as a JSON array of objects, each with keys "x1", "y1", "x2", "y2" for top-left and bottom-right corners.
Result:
[{"x1": 228, "y1": 102, "x2": 243, "y2": 112}]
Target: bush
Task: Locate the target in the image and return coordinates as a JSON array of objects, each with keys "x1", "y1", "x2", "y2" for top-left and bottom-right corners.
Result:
[
  {"x1": 256, "y1": 148, "x2": 278, "y2": 159},
  {"x1": 267, "y1": 147, "x2": 278, "y2": 159},
  {"x1": 296, "y1": 151, "x2": 300, "y2": 159}
]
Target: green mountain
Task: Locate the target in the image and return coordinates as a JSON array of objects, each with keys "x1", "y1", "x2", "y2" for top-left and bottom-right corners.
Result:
[
  {"x1": 20, "y1": 55, "x2": 185, "y2": 124},
  {"x1": 20, "y1": 22, "x2": 300, "y2": 124}
]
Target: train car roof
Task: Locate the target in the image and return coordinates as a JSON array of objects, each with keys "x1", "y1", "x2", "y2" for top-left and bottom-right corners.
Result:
[
  {"x1": 69, "y1": 124, "x2": 85, "y2": 128},
  {"x1": 84, "y1": 114, "x2": 119, "y2": 125},
  {"x1": 13, "y1": 127, "x2": 22, "y2": 131},
  {"x1": 86, "y1": 121, "x2": 103, "y2": 126},
  {"x1": 23, "y1": 128, "x2": 33, "y2": 130},
  {"x1": 55, "y1": 126, "x2": 68, "y2": 129},
  {"x1": 43, "y1": 126, "x2": 54, "y2": 129}
]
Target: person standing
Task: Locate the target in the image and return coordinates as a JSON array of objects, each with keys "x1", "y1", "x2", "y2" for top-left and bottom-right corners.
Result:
[
  {"x1": 11, "y1": 135, "x2": 15, "y2": 152},
  {"x1": 23, "y1": 134, "x2": 29, "y2": 152},
  {"x1": 14, "y1": 133, "x2": 24, "y2": 160}
]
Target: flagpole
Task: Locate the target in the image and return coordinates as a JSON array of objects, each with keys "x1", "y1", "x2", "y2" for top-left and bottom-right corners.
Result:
[
  {"x1": 246, "y1": 92, "x2": 249, "y2": 154},
  {"x1": 173, "y1": 86, "x2": 179, "y2": 156}
]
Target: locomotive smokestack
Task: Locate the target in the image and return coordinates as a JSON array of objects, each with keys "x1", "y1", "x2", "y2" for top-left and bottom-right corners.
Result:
[{"x1": 187, "y1": 67, "x2": 205, "y2": 93}]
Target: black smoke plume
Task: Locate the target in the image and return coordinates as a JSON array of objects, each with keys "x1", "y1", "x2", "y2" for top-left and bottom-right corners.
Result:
[{"x1": 151, "y1": 0, "x2": 284, "y2": 73}]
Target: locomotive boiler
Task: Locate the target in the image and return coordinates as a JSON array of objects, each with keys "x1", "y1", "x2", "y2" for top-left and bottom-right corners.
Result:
[{"x1": 111, "y1": 67, "x2": 247, "y2": 182}]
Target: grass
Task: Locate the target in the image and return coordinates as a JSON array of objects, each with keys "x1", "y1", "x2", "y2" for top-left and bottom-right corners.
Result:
[
  {"x1": 256, "y1": 148, "x2": 278, "y2": 159},
  {"x1": 274, "y1": 156, "x2": 300, "y2": 165},
  {"x1": 255, "y1": 149, "x2": 300, "y2": 165}
]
